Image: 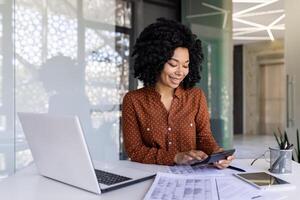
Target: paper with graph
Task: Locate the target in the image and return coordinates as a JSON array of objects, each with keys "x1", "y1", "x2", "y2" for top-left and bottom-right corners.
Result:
[{"x1": 143, "y1": 172, "x2": 219, "y2": 200}]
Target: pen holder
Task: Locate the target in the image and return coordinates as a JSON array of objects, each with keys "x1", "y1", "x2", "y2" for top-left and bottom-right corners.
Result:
[{"x1": 269, "y1": 147, "x2": 293, "y2": 174}]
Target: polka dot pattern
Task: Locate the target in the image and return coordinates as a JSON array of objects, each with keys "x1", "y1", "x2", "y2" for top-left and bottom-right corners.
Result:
[{"x1": 122, "y1": 86, "x2": 220, "y2": 165}]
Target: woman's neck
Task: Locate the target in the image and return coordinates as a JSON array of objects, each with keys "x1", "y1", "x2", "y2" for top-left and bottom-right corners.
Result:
[{"x1": 155, "y1": 83, "x2": 175, "y2": 98}]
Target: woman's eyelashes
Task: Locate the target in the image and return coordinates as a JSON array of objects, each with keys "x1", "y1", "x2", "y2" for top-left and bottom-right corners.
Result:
[
  {"x1": 168, "y1": 62, "x2": 177, "y2": 67},
  {"x1": 168, "y1": 62, "x2": 189, "y2": 68}
]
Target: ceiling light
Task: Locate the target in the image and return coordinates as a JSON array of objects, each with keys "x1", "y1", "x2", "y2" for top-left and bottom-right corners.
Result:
[
  {"x1": 267, "y1": 29, "x2": 274, "y2": 40},
  {"x1": 233, "y1": 0, "x2": 284, "y2": 42},
  {"x1": 268, "y1": 14, "x2": 285, "y2": 27},
  {"x1": 233, "y1": 36, "x2": 271, "y2": 40},
  {"x1": 234, "y1": 29, "x2": 266, "y2": 36},
  {"x1": 233, "y1": 26, "x2": 284, "y2": 33},
  {"x1": 189, "y1": 2, "x2": 230, "y2": 29},
  {"x1": 234, "y1": 0, "x2": 279, "y2": 17},
  {"x1": 233, "y1": 18, "x2": 265, "y2": 28},
  {"x1": 186, "y1": 11, "x2": 221, "y2": 19},
  {"x1": 202, "y1": 2, "x2": 227, "y2": 12},
  {"x1": 233, "y1": 0, "x2": 275, "y2": 3},
  {"x1": 237, "y1": 9, "x2": 284, "y2": 18}
]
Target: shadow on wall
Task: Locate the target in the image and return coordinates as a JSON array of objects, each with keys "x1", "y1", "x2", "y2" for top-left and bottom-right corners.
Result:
[
  {"x1": 38, "y1": 55, "x2": 116, "y2": 161},
  {"x1": 39, "y1": 55, "x2": 91, "y2": 129}
]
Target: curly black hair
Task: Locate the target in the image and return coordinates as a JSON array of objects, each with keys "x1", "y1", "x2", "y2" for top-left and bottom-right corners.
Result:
[{"x1": 132, "y1": 18, "x2": 204, "y2": 89}]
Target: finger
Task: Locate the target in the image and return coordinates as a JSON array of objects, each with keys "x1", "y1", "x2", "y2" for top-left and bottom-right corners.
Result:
[
  {"x1": 218, "y1": 159, "x2": 231, "y2": 165},
  {"x1": 214, "y1": 159, "x2": 230, "y2": 168},
  {"x1": 182, "y1": 154, "x2": 194, "y2": 163},
  {"x1": 217, "y1": 160, "x2": 231, "y2": 168},
  {"x1": 215, "y1": 163, "x2": 227, "y2": 169},
  {"x1": 196, "y1": 151, "x2": 208, "y2": 159},
  {"x1": 214, "y1": 162, "x2": 223, "y2": 169},
  {"x1": 189, "y1": 150, "x2": 208, "y2": 160},
  {"x1": 187, "y1": 151, "x2": 202, "y2": 160},
  {"x1": 227, "y1": 155, "x2": 235, "y2": 161}
]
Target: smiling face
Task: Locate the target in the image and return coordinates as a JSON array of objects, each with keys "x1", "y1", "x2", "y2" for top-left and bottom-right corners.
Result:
[{"x1": 157, "y1": 47, "x2": 189, "y2": 89}]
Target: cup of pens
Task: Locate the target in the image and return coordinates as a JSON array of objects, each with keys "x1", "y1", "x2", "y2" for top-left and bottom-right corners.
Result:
[{"x1": 269, "y1": 146, "x2": 293, "y2": 174}]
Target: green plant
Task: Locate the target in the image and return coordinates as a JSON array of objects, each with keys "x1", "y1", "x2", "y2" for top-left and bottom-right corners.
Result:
[
  {"x1": 296, "y1": 129, "x2": 300, "y2": 162},
  {"x1": 273, "y1": 128, "x2": 300, "y2": 163},
  {"x1": 273, "y1": 128, "x2": 290, "y2": 149}
]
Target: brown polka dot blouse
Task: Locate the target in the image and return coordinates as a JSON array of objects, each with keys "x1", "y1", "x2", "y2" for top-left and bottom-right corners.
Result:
[{"x1": 122, "y1": 86, "x2": 220, "y2": 165}]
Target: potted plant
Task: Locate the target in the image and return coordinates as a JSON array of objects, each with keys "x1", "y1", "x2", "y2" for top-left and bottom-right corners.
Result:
[{"x1": 273, "y1": 128, "x2": 300, "y2": 163}]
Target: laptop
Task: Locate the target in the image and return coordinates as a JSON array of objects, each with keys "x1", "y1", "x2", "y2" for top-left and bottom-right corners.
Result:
[{"x1": 18, "y1": 112, "x2": 155, "y2": 194}]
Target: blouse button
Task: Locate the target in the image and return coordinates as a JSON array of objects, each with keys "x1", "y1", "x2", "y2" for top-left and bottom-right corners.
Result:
[
  {"x1": 190, "y1": 123, "x2": 193, "y2": 127},
  {"x1": 146, "y1": 128, "x2": 150, "y2": 131},
  {"x1": 167, "y1": 127, "x2": 171, "y2": 131},
  {"x1": 168, "y1": 142, "x2": 172, "y2": 145}
]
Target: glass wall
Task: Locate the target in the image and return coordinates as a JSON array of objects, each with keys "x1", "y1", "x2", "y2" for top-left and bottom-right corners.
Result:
[
  {"x1": 0, "y1": 0, "x2": 131, "y2": 180},
  {"x1": 182, "y1": 0, "x2": 233, "y2": 148},
  {"x1": 0, "y1": 0, "x2": 14, "y2": 180}
]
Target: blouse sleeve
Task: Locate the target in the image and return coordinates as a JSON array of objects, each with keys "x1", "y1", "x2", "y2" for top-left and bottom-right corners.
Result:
[
  {"x1": 122, "y1": 93, "x2": 177, "y2": 165},
  {"x1": 195, "y1": 89, "x2": 220, "y2": 154}
]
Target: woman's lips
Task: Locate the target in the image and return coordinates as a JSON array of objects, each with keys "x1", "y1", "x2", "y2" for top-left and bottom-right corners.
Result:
[{"x1": 169, "y1": 76, "x2": 182, "y2": 84}]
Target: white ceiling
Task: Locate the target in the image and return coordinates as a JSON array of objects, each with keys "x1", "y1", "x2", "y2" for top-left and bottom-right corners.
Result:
[{"x1": 233, "y1": 0, "x2": 285, "y2": 44}]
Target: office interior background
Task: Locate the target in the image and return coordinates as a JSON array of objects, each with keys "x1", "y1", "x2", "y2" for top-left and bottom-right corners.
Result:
[{"x1": 0, "y1": 0, "x2": 299, "y2": 180}]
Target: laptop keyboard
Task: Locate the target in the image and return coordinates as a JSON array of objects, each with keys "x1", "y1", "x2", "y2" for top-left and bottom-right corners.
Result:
[{"x1": 95, "y1": 169, "x2": 132, "y2": 186}]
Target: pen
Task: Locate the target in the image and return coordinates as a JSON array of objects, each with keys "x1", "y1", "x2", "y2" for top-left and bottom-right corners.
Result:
[
  {"x1": 228, "y1": 165, "x2": 246, "y2": 172},
  {"x1": 251, "y1": 195, "x2": 262, "y2": 199}
]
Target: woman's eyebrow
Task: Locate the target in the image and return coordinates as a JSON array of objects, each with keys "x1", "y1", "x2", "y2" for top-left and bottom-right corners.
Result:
[{"x1": 170, "y1": 58, "x2": 190, "y2": 63}]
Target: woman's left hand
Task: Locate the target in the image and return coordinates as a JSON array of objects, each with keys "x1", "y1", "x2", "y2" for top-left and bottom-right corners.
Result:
[{"x1": 213, "y1": 155, "x2": 235, "y2": 169}]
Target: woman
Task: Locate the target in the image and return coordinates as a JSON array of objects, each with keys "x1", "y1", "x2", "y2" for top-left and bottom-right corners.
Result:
[{"x1": 122, "y1": 18, "x2": 233, "y2": 168}]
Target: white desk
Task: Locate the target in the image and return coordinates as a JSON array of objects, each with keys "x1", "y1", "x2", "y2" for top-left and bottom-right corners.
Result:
[{"x1": 0, "y1": 159, "x2": 299, "y2": 200}]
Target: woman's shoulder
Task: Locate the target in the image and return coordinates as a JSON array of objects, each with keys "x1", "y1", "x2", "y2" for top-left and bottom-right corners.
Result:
[
  {"x1": 185, "y1": 87, "x2": 205, "y2": 98},
  {"x1": 123, "y1": 87, "x2": 149, "y2": 100},
  {"x1": 184, "y1": 87, "x2": 208, "y2": 108}
]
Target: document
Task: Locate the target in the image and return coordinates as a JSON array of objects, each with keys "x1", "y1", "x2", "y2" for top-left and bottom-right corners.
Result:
[
  {"x1": 168, "y1": 165, "x2": 237, "y2": 175},
  {"x1": 143, "y1": 172, "x2": 219, "y2": 200},
  {"x1": 145, "y1": 171, "x2": 287, "y2": 200},
  {"x1": 216, "y1": 176, "x2": 288, "y2": 200},
  {"x1": 216, "y1": 176, "x2": 261, "y2": 200}
]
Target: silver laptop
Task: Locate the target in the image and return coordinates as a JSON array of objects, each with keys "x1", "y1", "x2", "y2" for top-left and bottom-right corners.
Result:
[{"x1": 18, "y1": 112, "x2": 155, "y2": 194}]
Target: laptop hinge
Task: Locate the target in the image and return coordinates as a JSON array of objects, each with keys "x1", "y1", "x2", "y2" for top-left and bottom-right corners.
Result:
[{"x1": 100, "y1": 174, "x2": 156, "y2": 193}]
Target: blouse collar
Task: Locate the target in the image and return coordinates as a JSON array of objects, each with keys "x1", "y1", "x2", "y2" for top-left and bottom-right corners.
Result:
[{"x1": 146, "y1": 85, "x2": 184, "y2": 99}]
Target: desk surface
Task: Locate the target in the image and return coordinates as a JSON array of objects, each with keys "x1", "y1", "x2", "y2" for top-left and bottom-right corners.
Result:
[{"x1": 0, "y1": 159, "x2": 299, "y2": 200}]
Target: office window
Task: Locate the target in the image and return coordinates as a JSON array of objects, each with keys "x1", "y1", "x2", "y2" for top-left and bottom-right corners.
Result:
[
  {"x1": 0, "y1": 0, "x2": 131, "y2": 180},
  {"x1": 182, "y1": 0, "x2": 233, "y2": 148}
]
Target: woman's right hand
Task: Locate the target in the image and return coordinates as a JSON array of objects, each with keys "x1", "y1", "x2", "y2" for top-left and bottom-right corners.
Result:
[{"x1": 174, "y1": 150, "x2": 208, "y2": 165}]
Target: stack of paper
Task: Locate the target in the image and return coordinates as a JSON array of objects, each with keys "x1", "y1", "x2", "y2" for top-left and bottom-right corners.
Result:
[
  {"x1": 143, "y1": 172, "x2": 219, "y2": 200},
  {"x1": 168, "y1": 165, "x2": 225, "y2": 175},
  {"x1": 144, "y1": 166, "x2": 288, "y2": 200}
]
